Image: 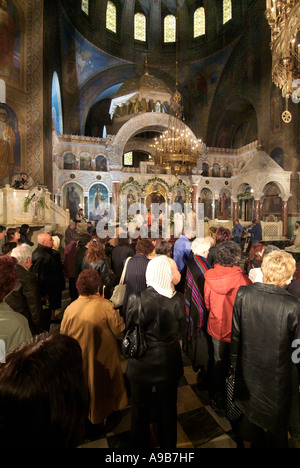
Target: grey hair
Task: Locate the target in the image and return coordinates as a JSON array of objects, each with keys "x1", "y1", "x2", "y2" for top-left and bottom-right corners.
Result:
[
  {"x1": 191, "y1": 237, "x2": 212, "y2": 257},
  {"x1": 11, "y1": 243, "x2": 32, "y2": 264}
]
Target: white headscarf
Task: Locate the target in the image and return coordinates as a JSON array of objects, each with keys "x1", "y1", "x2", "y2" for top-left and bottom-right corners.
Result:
[{"x1": 146, "y1": 255, "x2": 174, "y2": 299}]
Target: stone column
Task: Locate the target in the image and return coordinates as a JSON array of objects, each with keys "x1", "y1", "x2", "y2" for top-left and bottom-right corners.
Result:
[
  {"x1": 279, "y1": 194, "x2": 291, "y2": 238},
  {"x1": 254, "y1": 200, "x2": 260, "y2": 222},
  {"x1": 83, "y1": 192, "x2": 89, "y2": 219},
  {"x1": 112, "y1": 181, "x2": 120, "y2": 222},
  {"x1": 232, "y1": 197, "x2": 238, "y2": 221},
  {"x1": 253, "y1": 193, "x2": 264, "y2": 222},
  {"x1": 192, "y1": 184, "x2": 198, "y2": 213}
]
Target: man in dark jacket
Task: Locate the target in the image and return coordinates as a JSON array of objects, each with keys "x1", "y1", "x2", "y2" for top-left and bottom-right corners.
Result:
[
  {"x1": 31, "y1": 233, "x2": 64, "y2": 331},
  {"x1": 231, "y1": 249, "x2": 300, "y2": 448},
  {"x1": 247, "y1": 219, "x2": 262, "y2": 245},
  {"x1": 6, "y1": 244, "x2": 45, "y2": 334}
]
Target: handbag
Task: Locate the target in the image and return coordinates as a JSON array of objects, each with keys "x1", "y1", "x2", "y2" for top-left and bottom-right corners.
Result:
[
  {"x1": 225, "y1": 369, "x2": 242, "y2": 423},
  {"x1": 110, "y1": 256, "x2": 131, "y2": 308},
  {"x1": 122, "y1": 295, "x2": 147, "y2": 359}
]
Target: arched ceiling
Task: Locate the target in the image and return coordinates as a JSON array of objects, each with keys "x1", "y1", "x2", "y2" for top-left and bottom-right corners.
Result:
[{"x1": 60, "y1": 0, "x2": 259, "y2": 65}]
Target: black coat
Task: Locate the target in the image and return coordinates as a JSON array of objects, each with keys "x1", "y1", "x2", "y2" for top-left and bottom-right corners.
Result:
[
  {"x1": 31, "y1": 244, "x2": 64, "y2": 310},
  {"x1": 126, "y1": 287, "x2": 185, "y2": 385},
  {"x1": 111, "y1": 245, "x2": 135, "y2": 282},
  {"x1": 231, "y1": 282, "x2": 300, "y2": 432},
  {"x1": 5, "y1": 264, "x2": 45, "y2": 334},
  {"x1": 123, "y1": 254, "x2": 150, "y2": 314}
]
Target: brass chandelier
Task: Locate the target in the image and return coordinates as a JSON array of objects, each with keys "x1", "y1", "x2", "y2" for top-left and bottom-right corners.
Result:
[
  {"x1": 265, "y1": 0, "x2": 300, "y2": 123},
  {"x1": 149, "y1": 113, "x2": 206, "y2": 176}
]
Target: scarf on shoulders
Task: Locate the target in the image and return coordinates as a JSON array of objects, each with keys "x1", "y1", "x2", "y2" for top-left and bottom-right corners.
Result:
[{"x1": 185, "y1": 255, "x2": 211, "y2": 341}]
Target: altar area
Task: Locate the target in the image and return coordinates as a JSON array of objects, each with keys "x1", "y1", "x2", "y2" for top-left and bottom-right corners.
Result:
[{"x1": 50, "y1": 124, "x2": 294, "y2": 245}]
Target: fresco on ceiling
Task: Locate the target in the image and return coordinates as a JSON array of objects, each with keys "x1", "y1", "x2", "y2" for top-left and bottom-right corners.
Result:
[
  {"x1": 59, "y1": 13, "x2": 126, "y2": 93},
  {"x1": 207, "y1": 21, "x2": 263, "y2": 147},
  {"x1": 0, "y1": 0, "x2": 21, "y2": 86},
  {"x1": 186, "y1": 46, "x2": 233, "y2": 97}
]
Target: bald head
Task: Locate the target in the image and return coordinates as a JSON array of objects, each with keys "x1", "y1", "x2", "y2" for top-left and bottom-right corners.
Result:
[{"x1": 37, "y1": 233, "x2": 54, "y2": 248}]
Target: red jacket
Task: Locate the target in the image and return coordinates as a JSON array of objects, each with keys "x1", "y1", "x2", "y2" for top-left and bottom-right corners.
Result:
[{"x1": 204, "y1": 265, "x2": 251, "y2": 343}]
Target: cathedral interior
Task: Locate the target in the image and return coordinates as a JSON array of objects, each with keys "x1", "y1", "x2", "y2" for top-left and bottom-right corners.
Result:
[
  {"x1": 0, "y1": 0, "x2": 300, "y2": 449},
  {"x1": 0, "y1": 0, "x2": 299, "y2": 243}
]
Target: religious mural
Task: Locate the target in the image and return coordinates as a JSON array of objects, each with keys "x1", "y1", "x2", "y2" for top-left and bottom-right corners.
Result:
[
  {"x1": 60, "y1": 13, "x2": 122, "y2": 93},
  {"x1": 89, "y1": 183, "x2": 109, "y2": 221},
  {"x1": 262, "y1": 182, "x2": 282, "y2": 221},
  {"x1": 122, "y1": 184, "x2": 140, "y2": 211},
  {"x1": 80, "y1": 153, "x2": 91, "y2": 170},
  {"x1": 95, "y1": 155, "x2": 107, "y2": 172},
  {"x1": 0, "y1": 0, "x2": 21, "y2": 85},
  {"x1": 199, "y1": 188, "x2": 213, "y2": 219},
  {"x1": 145, "y1": 183, "x2": 167, "y2": 209},
  {"x1": 217, "y1": 188, "x2": 231, "y2": 220},
  {"x1": 63, "y1": 182, "x2": 83, "y2": 221},
  {"x1": 171, "y1": 187, "x2": 187, "y2": 210},
  {"x1": 63, "y1": 152, "x2": 76, "y2": 170},
  {"x1": 0, "y1": 104, "x2": 20, "y2": 179}
]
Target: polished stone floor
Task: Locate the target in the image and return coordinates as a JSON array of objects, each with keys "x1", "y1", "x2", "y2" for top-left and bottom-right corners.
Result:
[{"x1": 78, "y1": 353, "x2": 237, "y2": 449}]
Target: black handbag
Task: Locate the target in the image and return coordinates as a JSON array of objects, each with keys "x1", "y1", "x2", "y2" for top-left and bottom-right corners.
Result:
[
  {"x1": 122, "y1": 295, "x2": 147, "y2": 359},
  {"x1": 225, "y1": 369, "x2": 242, "y2": 423}
]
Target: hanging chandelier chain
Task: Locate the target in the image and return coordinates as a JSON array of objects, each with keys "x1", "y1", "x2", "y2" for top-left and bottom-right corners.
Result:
[{"x1": 265, "y1": 1, "x2": 300, "y2": 99}]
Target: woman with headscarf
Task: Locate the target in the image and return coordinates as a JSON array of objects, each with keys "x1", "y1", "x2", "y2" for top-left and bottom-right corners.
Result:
[{"x1": 125, "y1": 255, "x2": 185, "y2": 450}]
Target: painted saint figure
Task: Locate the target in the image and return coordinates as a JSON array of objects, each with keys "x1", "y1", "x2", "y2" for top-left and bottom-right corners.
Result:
[{"x1": 0, "y1": 108, "x2": 15, "y2": 179}]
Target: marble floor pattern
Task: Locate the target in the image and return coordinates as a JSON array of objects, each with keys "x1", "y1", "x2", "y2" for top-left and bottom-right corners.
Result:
[
  {"x1": 52, "y1": 292, "x2": 237, "y2": 450},
  {"x1": 52, "y1": 252, "x2": 299, "y2": 450},
  {"x1": 78, "y1": 353, "x2": 237, "y2": 449}
]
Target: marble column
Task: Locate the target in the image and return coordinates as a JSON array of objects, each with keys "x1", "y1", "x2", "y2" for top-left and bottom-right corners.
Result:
[
  {"x1": 232, "y1": 197, "x2": 238, "y2": 221},
  {"x1": 113, "y1": 181, "x2": 120, "y2": 222},
  {"x1": 254, "y1": 199, "x2": 261, "y2": 222},
  {"x1": 280, "y1": 195, "x2": 290, "y2": 238},
  {"x1": 192, "y1": 184, "x2": 198, "y2": 213}
]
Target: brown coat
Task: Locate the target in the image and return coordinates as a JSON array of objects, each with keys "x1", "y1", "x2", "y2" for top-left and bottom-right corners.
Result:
[{"x1": 60, "y1": 294, "x2": 128, "y2": 424}]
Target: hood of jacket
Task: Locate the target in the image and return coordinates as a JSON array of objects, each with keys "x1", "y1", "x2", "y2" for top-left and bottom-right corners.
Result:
[{"x1": 205, "y1": 264, "x2": 247, "y2": 295}]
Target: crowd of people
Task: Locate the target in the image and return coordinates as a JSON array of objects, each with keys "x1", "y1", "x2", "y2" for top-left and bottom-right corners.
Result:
[{"x1": 0, "y1": 219, "x2": 299, "y2": 449}]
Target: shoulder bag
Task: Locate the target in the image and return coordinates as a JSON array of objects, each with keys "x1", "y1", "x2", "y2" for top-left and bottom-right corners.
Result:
[
  {"x1": 225, "y1": 368, "x2": 242, "y2": 423},
  {"x1": 110, "y1": 256, "x2": 131, "y2": 308},
  {"x1": 122, "y1": 295, "x2": 147, "y2": 359}
]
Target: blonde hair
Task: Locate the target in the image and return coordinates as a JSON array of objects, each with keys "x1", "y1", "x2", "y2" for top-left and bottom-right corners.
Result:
[
  {"x1": 52, "y1": 236, "x2": 60, "y2": 250},
  {"x1": 261, "y1": 250, "x2": 295, "y2": 288},
  {"x1": 86, "y1": 237, "x2": 106, "y2": 263}
]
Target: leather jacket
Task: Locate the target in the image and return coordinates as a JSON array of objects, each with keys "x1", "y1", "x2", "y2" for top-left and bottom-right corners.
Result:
[
  {"x1": 6, "y1": 264, "x2": 44, "y2": 334},
  {"x1": 231, "y1": 282, "x2": 300, "y2": 431},
  {"x1": 82, "y1": 256, "x2": 114, "y2": 298},
  {"x1": 126, "y1": 287, "x2": 185, "y2": 385}
]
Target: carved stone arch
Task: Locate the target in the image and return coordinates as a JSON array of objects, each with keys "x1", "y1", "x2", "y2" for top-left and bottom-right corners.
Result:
[{"x1": 112, "y1": 113, "x2": 199, "y2": 167}]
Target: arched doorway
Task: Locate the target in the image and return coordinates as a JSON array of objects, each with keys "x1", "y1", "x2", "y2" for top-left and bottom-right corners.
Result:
[{"x1": 262, "y1": 182, "x2": 282, "y2": 221}]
